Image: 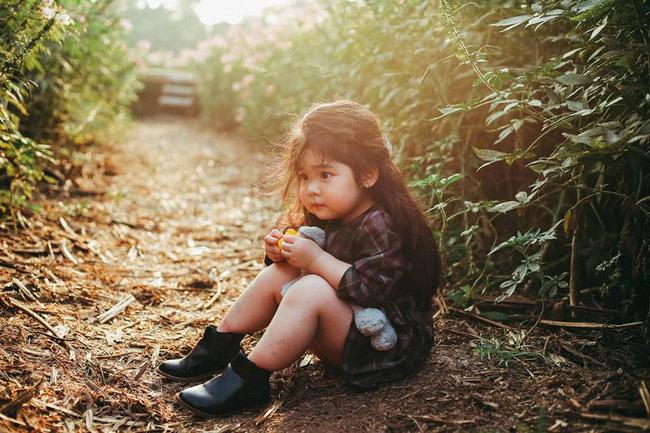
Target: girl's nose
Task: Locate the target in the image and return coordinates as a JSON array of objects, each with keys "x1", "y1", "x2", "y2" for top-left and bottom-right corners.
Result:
[{"x1": 307, "y1": 180, "x2": 319, "y2": 194}]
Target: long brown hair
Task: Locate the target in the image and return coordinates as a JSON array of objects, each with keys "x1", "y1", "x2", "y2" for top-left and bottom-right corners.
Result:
[{"x1": 273, "y1": 100, "x2": 441, "y2": 299}]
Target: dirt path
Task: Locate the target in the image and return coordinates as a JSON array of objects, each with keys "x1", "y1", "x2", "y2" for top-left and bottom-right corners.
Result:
[{"x1": 1, "y1": 118, "x2": 648, "y2": 433}]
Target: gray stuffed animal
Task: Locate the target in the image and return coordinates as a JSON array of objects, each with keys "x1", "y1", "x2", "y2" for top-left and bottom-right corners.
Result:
[{"x1": 279, "y1": 226, "x2": 397, "y2": 351}]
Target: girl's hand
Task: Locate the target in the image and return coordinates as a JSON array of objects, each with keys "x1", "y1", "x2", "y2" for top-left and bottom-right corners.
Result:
[
  {"x1": 264, "y1": 229, "x2": 285, "y2": 262},
  {"x1": 281, "y1": 235, "x2": 323, "y2": 270}
]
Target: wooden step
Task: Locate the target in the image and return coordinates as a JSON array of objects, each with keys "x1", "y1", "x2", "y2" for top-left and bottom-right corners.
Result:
[
  {"x1": 161, "y1": 83, "x2": 194, "y2": 96},
  {"x1": 158, "y1": 95, "x2": 194, "y2": 107}
]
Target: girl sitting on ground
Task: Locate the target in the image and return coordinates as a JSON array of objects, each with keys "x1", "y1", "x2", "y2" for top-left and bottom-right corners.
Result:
[{"x1": 158, "y1": 99, "x2": 441, "y2": 417}]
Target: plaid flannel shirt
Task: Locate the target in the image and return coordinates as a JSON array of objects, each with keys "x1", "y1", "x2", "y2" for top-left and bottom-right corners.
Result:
[
  {"x1": 264, "y1": 205, "x2": 434, "y2": 388},
  {"x1": 324, "y1": 205, "x2": 434, "y2": 388}
]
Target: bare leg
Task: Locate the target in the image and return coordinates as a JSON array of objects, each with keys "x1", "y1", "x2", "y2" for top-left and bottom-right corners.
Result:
[
  {"x1": 248, "y1": 274, "x2": 353, "y2": 371},
  {"x1": 217, "y1": 262, "x2": 300, "y2": 334}
]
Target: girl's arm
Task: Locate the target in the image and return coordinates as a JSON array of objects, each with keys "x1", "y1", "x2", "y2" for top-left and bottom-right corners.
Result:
[
  {"x1": 330, "y1": 212, "x2": 410, "y2": 308},
  {"x1": 281, "y1": 211, "x2": 410, "y2": 304},
  {"x1": 307, "y1": 252, "x2": 351, "y2": 290},
  {"x1": 280, "y1": 235, "x2": 351, "y2": 289}
]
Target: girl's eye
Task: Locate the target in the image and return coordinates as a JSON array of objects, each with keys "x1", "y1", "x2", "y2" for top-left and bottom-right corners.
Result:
[{"x1": 320, "y1": 172, "x2": 331, "y2": 179}]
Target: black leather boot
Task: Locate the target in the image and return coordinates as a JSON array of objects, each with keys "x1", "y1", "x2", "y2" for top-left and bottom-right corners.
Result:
[
  {"x1": 157, "y1": 325, "x2": 244, "y2": 382},
  {"x1": 177, "y1": 350, "x2": 271, "y2": 417}
]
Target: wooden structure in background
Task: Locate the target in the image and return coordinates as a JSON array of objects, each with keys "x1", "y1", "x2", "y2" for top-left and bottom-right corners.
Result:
[{"x1": 133, "y1": 68, "x2": 198, "y2": 116}]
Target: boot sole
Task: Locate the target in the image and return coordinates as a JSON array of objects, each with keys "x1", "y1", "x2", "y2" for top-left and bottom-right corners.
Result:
[
  {"x1": 175, "y1": 392, "x2": 269, "y2": 418},
  {"x1": 156, "y1": 367, "x2": 221, "y2": 383}
]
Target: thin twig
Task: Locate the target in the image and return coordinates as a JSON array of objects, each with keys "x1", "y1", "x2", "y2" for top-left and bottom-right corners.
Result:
[
  {"x1": 8, "y1": 298, "x2": 72, "y2": 350},
  {"x1": 202, "y1": 282, "x2": 224, "y2": 309},
  {"x1": 60, "y1": 239, "x2": 80, "y2": 264},
  {"x1": 58, "y1": 217, "x2": 76, "y2": 238},
  {"x1": 95, "y1": 295, "x2": 135, "y2": 324},
  {"x1": 522, "y1": 296, "x2": 545, "y2": 342},
  {"x1": 539, "y1": 319, "x2": 643, "y2": 329},
  {"x1": 449, "y1": 306, "x2": 512, "y2": 330},
  {"x1": 133, "y1": 360, "x2": 149, "y2": 381},
  {"x1": 569, "y1": 186, "x2": 581, "y2": 319},
  {"x1": 560, "y1": 343, "x2": 606, "y2": 367},
  {"x1": 396, "y1": 413, "x2": 477, "y2": 425},
  {"x1": 0, "y1": 379, "x2": 43, "y2": 416},
  {"x1": 639, "y1": 381, "x2": 650, "y2": 416},
  {"x1": 579, "y1": 412, "x2": 650, "y2": 429},
  {"x1": 255, "y1": 400, "x2": 284, "y2": 425},
  {"x1": 0, "y1": 411, "x2": 28, "y2": 427},
  {"x1": 12, "y1": 278, "x2": 37, "y2": 301}
]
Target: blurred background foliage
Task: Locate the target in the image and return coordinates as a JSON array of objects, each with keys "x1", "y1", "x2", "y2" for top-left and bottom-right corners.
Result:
[
  {"x1": 1, "y1": 0, "x2": 649, "y2": 324},
  {"x1": 1, "y1": 0, "x2": 139, "y2": 217}
]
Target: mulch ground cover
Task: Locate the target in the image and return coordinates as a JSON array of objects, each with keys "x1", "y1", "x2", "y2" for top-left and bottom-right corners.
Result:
[{"x1": 1, "y1": 117, "x2": 648, "y2": 433}]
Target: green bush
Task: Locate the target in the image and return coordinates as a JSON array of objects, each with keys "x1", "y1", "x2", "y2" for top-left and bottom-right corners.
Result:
[
  {"x1": 441, "y1": 0, "x2": 650, "y2": 319},
  {"x1": 194, "y1": 0, "x2": 649, "y2": 319},
  {"x1": 0, "y1": 0, "x2": 138, "y2": 217}
]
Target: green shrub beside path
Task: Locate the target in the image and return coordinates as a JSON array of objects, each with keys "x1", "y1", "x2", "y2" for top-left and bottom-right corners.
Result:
[
  {"x1": 0, "y1": 0, "x2": 138, "y2": 218},
  {"x1": 195, "y1": 0, "x2": 649, "y2": 323}
]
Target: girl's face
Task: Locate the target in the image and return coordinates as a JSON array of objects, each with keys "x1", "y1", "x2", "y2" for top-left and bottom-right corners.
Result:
[{"x1": 297, "y1": 149, "x2": 377, "y2": 223}]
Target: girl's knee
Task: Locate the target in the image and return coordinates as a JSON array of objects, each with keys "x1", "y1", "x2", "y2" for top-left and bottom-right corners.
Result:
[
  {"x1": 283, "y1": 274, "x2": 335, "y2": 303},
  {"x1": 261, "y1": 261, "x2": 299, "y2": 279},
  {"x1": 293, "y1": 274, "x2": 332, "y2": 294},
  {"x1": 298, "y1": 273, "x2": 330, "y2": 287},
  {"x1": 257, "y1": 262, "x2": 300, "y2": 290},
  {"x1": 247, "y1": 262, "x2": 300, "y2": 305}
]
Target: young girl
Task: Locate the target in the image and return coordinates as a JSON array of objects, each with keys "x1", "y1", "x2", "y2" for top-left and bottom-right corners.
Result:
[{"x1": 158, "y1": 100, "x2": 441, "y2": 417}]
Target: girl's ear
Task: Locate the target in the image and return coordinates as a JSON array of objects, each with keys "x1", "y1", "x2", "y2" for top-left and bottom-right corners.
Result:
[{"x1": 362, "y1": 167, "x2": 379, "y2": 188}]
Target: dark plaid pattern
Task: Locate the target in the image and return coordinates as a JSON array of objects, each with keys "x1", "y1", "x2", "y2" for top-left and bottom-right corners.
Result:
[{"x1": 322, "y1": 205, "x2": 434, "y2": 389}]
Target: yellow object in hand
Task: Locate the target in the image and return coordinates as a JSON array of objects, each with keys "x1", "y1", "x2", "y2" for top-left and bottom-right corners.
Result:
[{"x1": 277, "y1": 228, "x2": 298, "y2": 250}]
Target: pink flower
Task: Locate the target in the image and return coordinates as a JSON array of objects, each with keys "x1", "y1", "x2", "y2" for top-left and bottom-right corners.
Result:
[
  {"x1": 42, "y1": 6, "x2": 56, "y2": 19},
  {"x1": 57, "y1": 12, "x2": 73, "y2": 26},
  {"x1": 241, "y1": 74, "x2": 254, "y2": 87},
  {"x1": 136, "y1": 40, "x2": 152, "y2": 51}
]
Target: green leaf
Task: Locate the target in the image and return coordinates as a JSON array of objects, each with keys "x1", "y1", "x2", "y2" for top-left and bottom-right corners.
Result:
[
  {"x1": 490, "y1": 15, "x2": 532, "y2": 28},
  {"x1": 434, "y1": 106, "x2": 464, "y2": 119},
  {"x1": 562, "y1": 48, "x2": 582, "y2": 59},
  {"x1": 480, "y1": 311, "x2": 510, "y2": 321},
  {"x1": 438, "y1": 173, "x2": 464, "y2": 188},
  {"x1": 573, "y1": 0, "x2": 608, "y2": 16},
  {"x1": 446, "y1": 285, "x2": 471, "y2": 308},
  {"x1": 488, "y1": 200, "x2": 521, "y2": 214},
  {"x1": 495, "y1": 125, "x2": 515, "y2": 143},
  {"x1": 486, "y1": 110, "x2": 508, "y2": 125},
  {"x1": 590, "y1": 17, "x2": 608, "y2": 40},
  {"x1": 526, "y1": 15, "x2": 558, "y2": 28},
  {"x1": 566, "y1": 100, "x2": 585, "y2": 111},
  {"x1": 515, "y1": 191, "x2": 529, "y2": 203},
  {"x1": 472, "y1": 147, "x2": 509, "y2": 162},
  {"x1": 556, "y1": 73, "x2": 588, "y2": 85}
]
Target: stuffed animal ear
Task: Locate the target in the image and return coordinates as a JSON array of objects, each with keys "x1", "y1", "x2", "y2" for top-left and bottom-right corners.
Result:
[
  {"x1": 371, "y1": 325, "x2": 397, "y2": 351},
  {"x1": 353, "y1": 307, "x2": 386, "y2": 335},
  {"x1": 298, "y1": 226, "x2": 326, "y2": 247}
]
